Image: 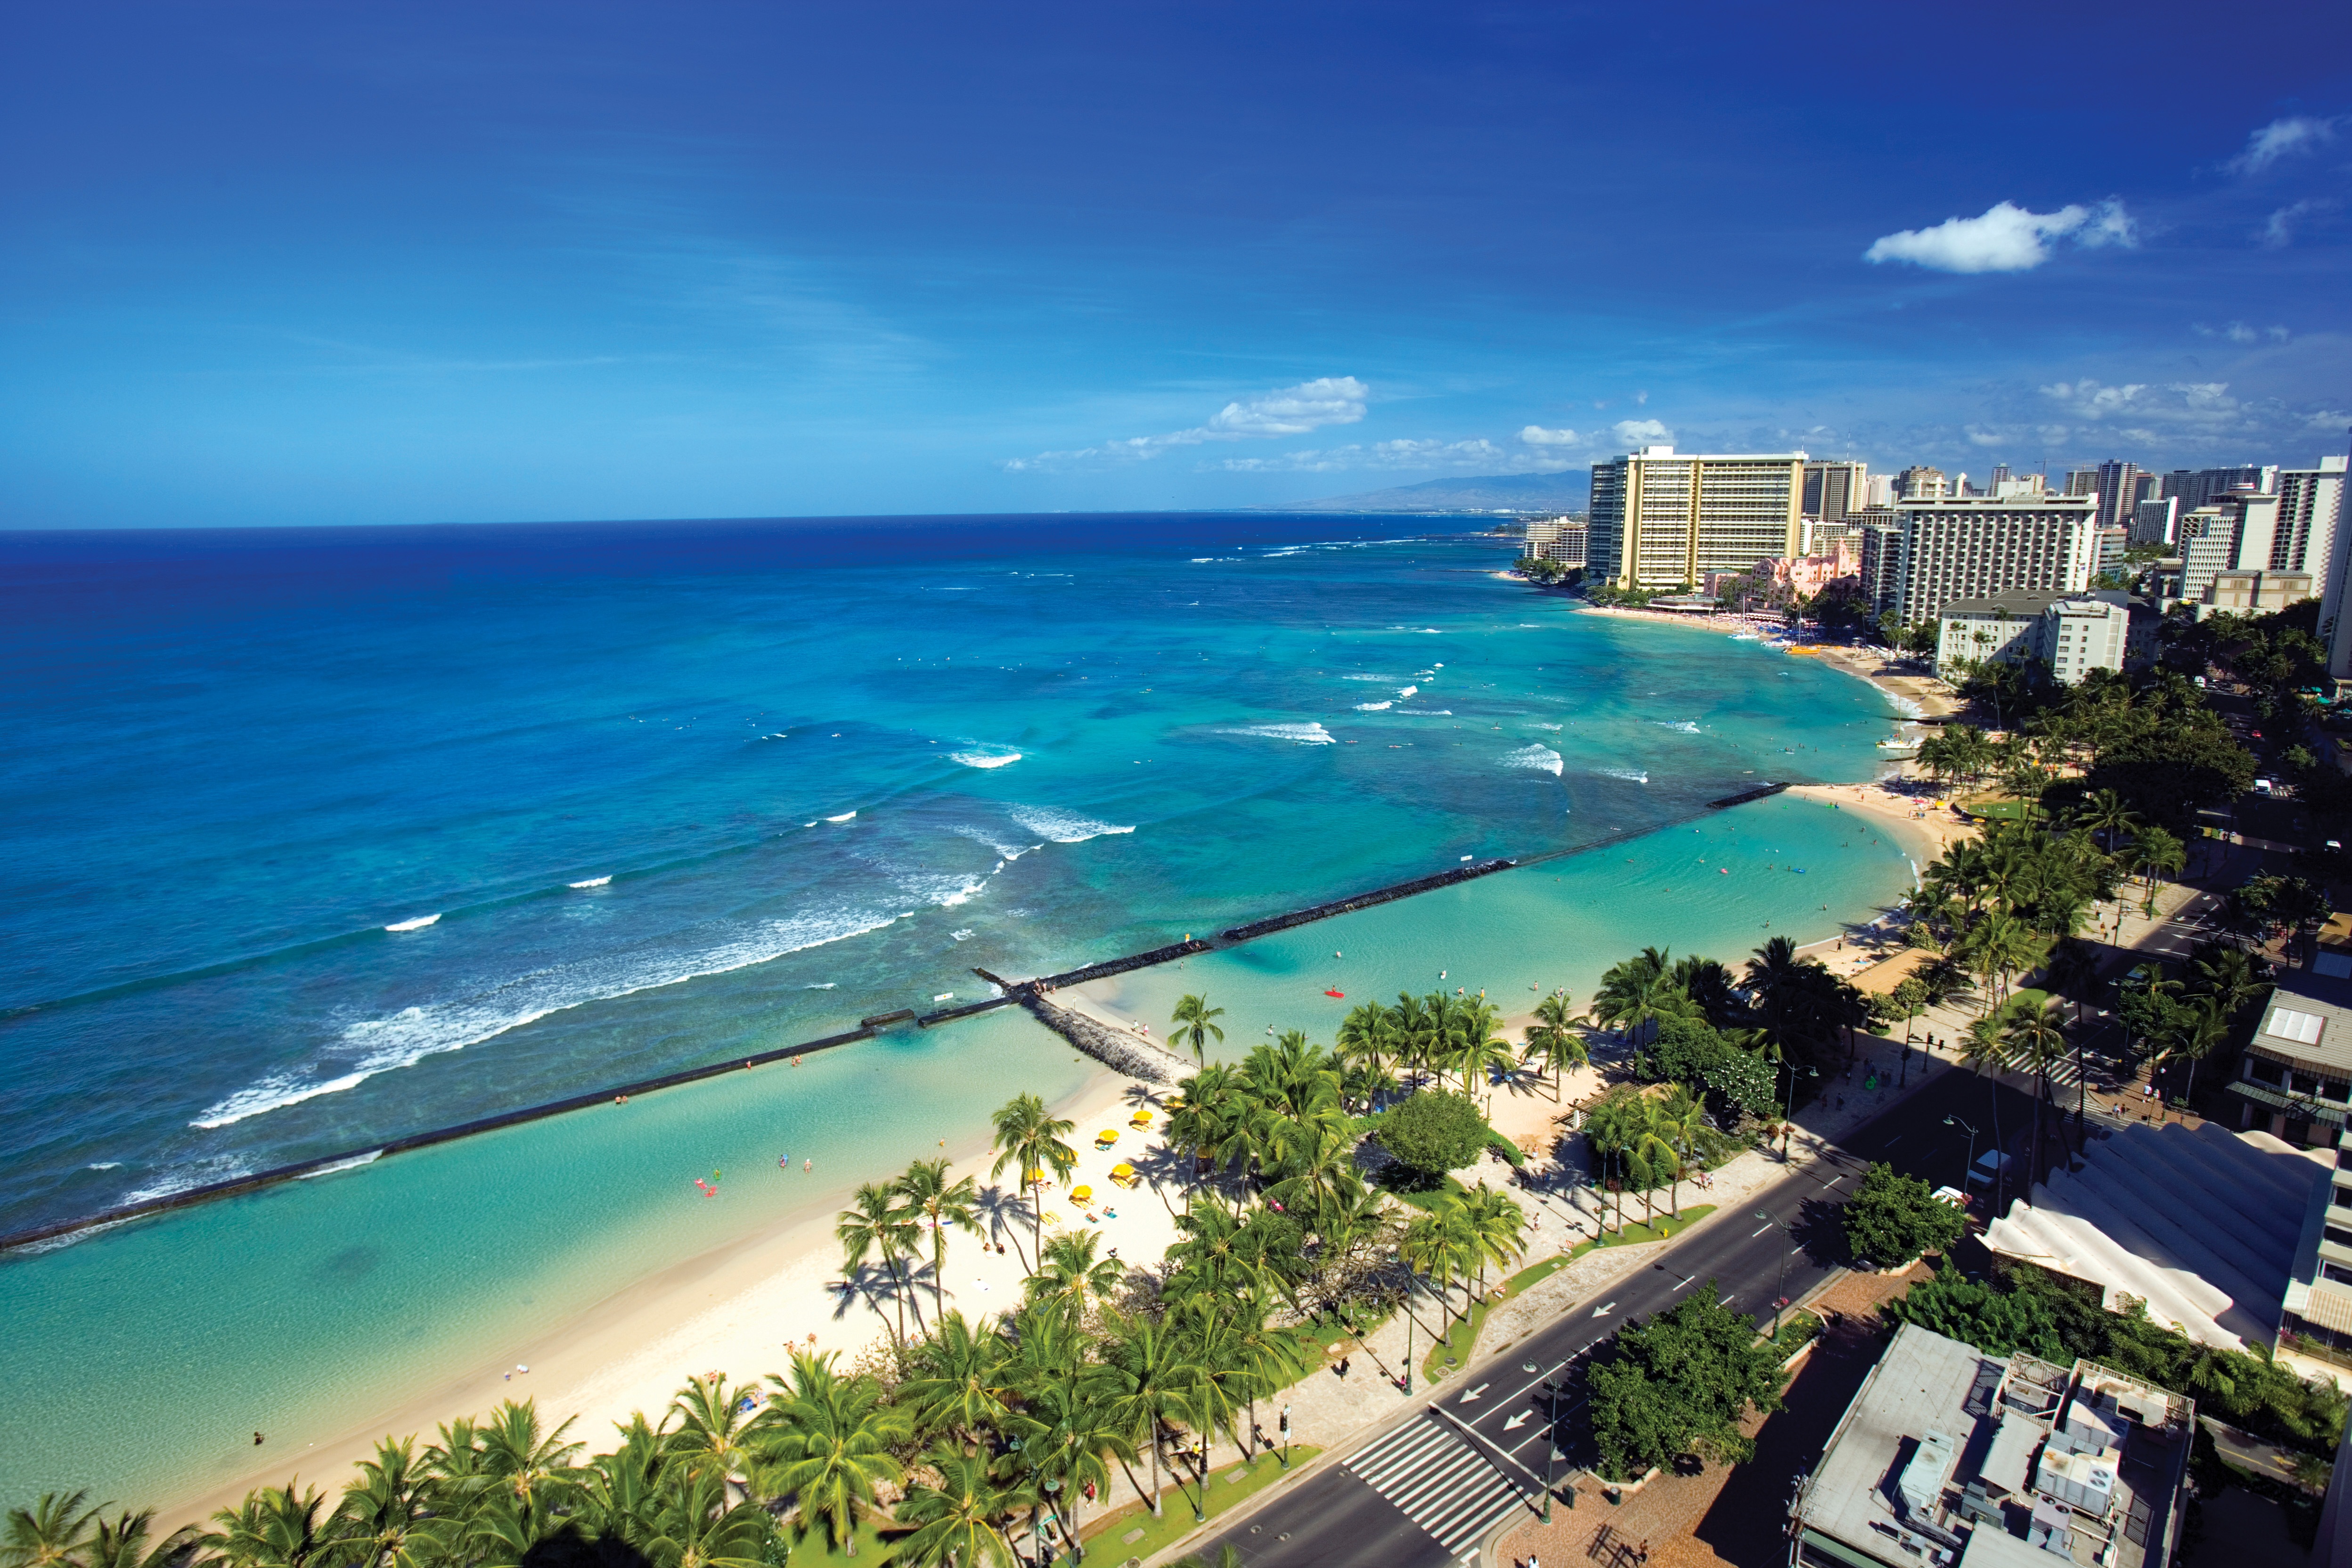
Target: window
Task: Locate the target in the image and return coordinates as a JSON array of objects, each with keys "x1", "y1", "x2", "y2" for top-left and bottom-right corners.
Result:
[
  {"x1": 2325, "y1": 1262, "x2": 2352, "y2": 1286},
  {"x1": 2271, "y1": 1008, "x2": 2328, "y2": 1045},
  {"x1": 2329, "y1": 1226, "x2": 2352, "y2": 1250},
  {"x1": 2248, "y1": 1057, "x2": 2286, "y2": 1086}
]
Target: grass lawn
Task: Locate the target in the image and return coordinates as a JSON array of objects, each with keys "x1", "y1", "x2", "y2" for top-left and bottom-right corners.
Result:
[
  {"x1": 1418, "y1": 1249, "x2": 1579, "y2": 1380},
  {"x1": 1566, "y1": 1203, "x2": 1718, "y2": 1260},
  {"x1": 1958, "y1": 796, "x2": 2039, "y2": 821},
  {"x1": 777, "y1": 1518, "x2": 903, "y2": 1565},
  {"x1": 1073, "y1": 1446, "x2": 1324, "y2": 1565},
  {"x1": 1382, "y1": 1172, "x2": 1470, "y2": 1212}
]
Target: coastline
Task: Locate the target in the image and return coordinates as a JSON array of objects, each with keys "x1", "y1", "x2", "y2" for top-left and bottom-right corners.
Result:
[{"x1": 86, "y1": 588, "x2": 1941, "y2": 1529}]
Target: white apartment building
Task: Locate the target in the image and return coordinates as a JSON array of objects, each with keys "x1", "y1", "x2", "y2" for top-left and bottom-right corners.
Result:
[
  {"x1": 1519, "y1": 514, "x2": 1588, "y2": 567},
  {"x1": 1894, "y1": 465, "x2": 1948, "y2": 500},
  {"x1": 2132, "y1": 495, "x2": 2180, "y2": 545},
  {"x1": 2276, "y1": 455, "x2": 2346, "y2": 604},
  {"x1": 2205, "y1": 570, "x2": 2313, "y2": 614},
  {"x1": 1892, "y1": 494, "x2": 2097, "y2": 625},
  {"x1": 1586, "y1": 446, "x2": 1805, "y2": 590},
  {"x1": 2179, "y1": 509, "x2": 2237, "y2": 603},
  {"x1": 1935, "y1": 588, "x2": 2155, "y2": 685}
]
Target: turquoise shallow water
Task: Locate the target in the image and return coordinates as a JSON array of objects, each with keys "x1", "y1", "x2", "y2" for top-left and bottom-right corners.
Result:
[{"x1": 0, "y1": 517, "x2": 1915, "y2": 1509}]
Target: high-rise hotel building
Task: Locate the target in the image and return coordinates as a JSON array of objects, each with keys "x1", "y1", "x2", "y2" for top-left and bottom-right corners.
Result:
[
  {"x1": 1891, "y1": 493, "x2": 2098, "y2": 625},
  {"x1": 1587, "y1": 446, "x2": 1805, "y2": 590}
]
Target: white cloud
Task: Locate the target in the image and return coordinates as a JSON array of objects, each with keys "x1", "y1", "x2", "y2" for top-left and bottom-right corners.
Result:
[
  {"x1": 1965, "y1": 426, "x2": 2007, "y2": 448},
  {"x1": 1214, "y1": 437, "x2": 1573, "y2": 476},
  {"x1": 1863, "y1": 198, "x2": 2137, "y2": 273},
  {"x1": 1002, "y1": 376, "x2": 1368, "y2": 470},
  {"x1": 1633, "y1": 390, "x2": 1650, "y2": 406},
  {"x1": 2309, "y1": 410, "x2": 2352, "y2": 432},
  {"x1": 2229, "y1": 116, "x2": 2339, "y2": 174},
  {"x1": 2261, "y1": 197, "x2": 2336, "y2": 248},
  {"x1": 2039, "y1": 378, "x2": 2249, "y2": 433},
  {"x1": 1612, "y1": 418, "x2": 1672, "y2": 445},
  {"x1": 1519, "y1": 425, "x2": 1582, "y2": 446}
]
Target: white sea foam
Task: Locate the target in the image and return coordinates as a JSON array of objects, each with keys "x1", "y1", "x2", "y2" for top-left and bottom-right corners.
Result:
[
  {"x1": 950, "y1": 751, "x2": 1022, "y2": 768},
  {"x1": 806, "y1": 982, "x2": 837, "y2": 989},
  {"x1": 1398, "y1": 686, "x2": 1419, "y2": 698},
  {"x1": 1220, "y1": 722, "x2": 1338, "y2": 745},
  {"x1": 1354, "y1": 701, "x2": 1394, "y2": 711},
  {"x1": 1503, "y1": 745, "x2": 1565, "y2": 776},
  {"x1": 1341, "y1": 674, "x2": 1397, "y2": 682},
  {"x1": 569, "y1": 876, "x2": 612, "y2": 888},
  {"x1": 1532, "y1": 723, "x2": 1562, "y2": 731},
  {"x1": 1600, "y1": 768, "x2": 1651, "y2": 784},
  {"x1": 825, "y1": 811, "x2": 858, "y2": 822},
  {"x1": 191, "y1": 906, "x2": 899, "y2": 1129},
  {"x1": 298, "y1": 1151, "x2": 383, "y2": 1180},
  {"x1": 1654, "y1": 720, "x2": 1701, "y2": 734},
  {"x1": 952, "y1": 929, "x2": 975, "y2": 941},
  {"x1": 384, "y1": 914, "x2": 441, "y2": 932},
  {"x1": 1393, "y1": 709, "x2": 1452, "y2": 716},
  {"x1": 1007, "y1": 804, "x2": 1136, "y2": 843},
  {"x1": 122, "y1": 1155, "x2": 253, "y2": 1205},
  {"x1": 87, "y1": 1161, "x2": 121, "y2": 1170}
]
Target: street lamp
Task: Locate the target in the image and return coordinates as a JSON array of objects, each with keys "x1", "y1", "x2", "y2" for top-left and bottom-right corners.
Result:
[
  {"x1": 1756, "y1": 1209, "x2": 1796, "y2": 1338},
  {"x1": 1944, "y1": 1115, "x2": 1979, "y2": 1191},
  {"x1": 1279, "y1": 1404, "x2": 1291, "y2": 1468}
]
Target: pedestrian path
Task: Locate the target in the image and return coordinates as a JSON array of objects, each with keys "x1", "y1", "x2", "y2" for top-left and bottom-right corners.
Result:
[{"x1": 1342, "y1": 1413, "x2": 1530, "y2": 1558}]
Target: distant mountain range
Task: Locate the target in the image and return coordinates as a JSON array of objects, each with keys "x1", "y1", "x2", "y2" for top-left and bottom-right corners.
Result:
[{"x1": 1263, "y1": 472, "x2": 1590, "y2": 514}]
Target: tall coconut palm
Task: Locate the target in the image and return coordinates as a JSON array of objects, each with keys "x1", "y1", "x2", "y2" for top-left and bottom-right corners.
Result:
[
  {"x1": 82, "y1": 1512, "x2": 193, "y2": 1568},
  {"x1": 1463, "y1": 1185, "x2": 1529, "y2": 1295},
  {"x1": 1094, "y1": 1315, "x2": 1207, "y2": 1519},
  {"x1": 1998, "y1": 1003, "x2": 2071, "y2": 1188},
  {"x1": 668, "y1": 1374, "x2": 762, "y2": 1503},
  {"x1": 894, "y1": 1451, "x2": 1015, "y2": 1568},
  {"x1": 988, "y1": 1093, "x2": 1078, "y2": 1263},
  {"x1": 2075, "y1": 787, "x2": 2142, "y2": 854},
  {"x1": 202, "y1": 1485, "x2": 332, "y2": 1568},
  {"x1": 2133, "y1": 826, "x2": 2186, "y2": 910},
  {"x1": 1591, "y1": 948, "x2": 1684, "y2": 1045},
  {"x1": 896, "y1": 1157, "x2": 983, "y2": 1322},
  {"x1": 752, "y1": 1350, "x2": 911, "y2": 1559},
  {"x1": 837, "y1": 1181, "x2": 920, "y2": 1345},
  {"x1": 1025, "y1": 1228, "x2": 1127, "y2": 1314},
  {"x1": 572, "y1": 1417, "x2": 674, "y2": 1556},
  {"x1": 1654, "y1": 1086, "x2": 1710, "y2": 1218},
  {"x1": 3, "y1": 1494, "x2": 106, "y2": 1568},
  {"x1": 1452, "y1": 998, "x2": 1514, "y2": 1110},
  {"x1": 899, "y1": 1311, "x2": 1013, "y2": 1452},
  {"x1": 642, "y1": 1468, "x2": 775, "y2": 1568},
  {"x1": 1169, "y1": 994, "x2": 1226, "y2": 1068},
  {"x1": 328, "y1": 1441, "x2": 434, "y2": 1568},
  {"x1": 1334, "y1": 1001, "x2": 1396, "y2": 1101},
  {"x1": 1521, "y1": 991, "x2": 1590, "y2": 1101}
]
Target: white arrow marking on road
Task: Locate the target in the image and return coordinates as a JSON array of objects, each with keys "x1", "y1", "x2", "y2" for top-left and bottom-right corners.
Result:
[
  {"x1": 1592, "y1": 1301, "x2": 1616, "y2": 1317},
  {"x1": 1503, "y1": 1412, "x2": 1532, "y2": 1431},
  {"x1": 1461, "y1": 1383, "x2": 1490, "y2": 1401}
]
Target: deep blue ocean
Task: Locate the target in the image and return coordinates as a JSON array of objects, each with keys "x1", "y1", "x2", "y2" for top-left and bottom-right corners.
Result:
[{"x1": 0, "y1": 514, "x2": 1919, "y2": 1508}]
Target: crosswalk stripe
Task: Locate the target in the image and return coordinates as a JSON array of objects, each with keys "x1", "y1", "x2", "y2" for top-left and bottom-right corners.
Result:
[{"x1": 1343, "y1": 1413, "x2": 1532, "y2": 1553}]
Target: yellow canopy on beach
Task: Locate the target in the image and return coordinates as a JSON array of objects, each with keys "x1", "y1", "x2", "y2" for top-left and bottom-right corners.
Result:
[
  {"x1": 1129, "y1": 1111, "x2": 1152, "y2": 1127},
  {"x1": 1070, "y1": 1185, "x2": 1094, "y2": 1203},
  {"x1": 1024, "y1": 1167, "x2": 1045, "y2": 1185},
  {"x1": 1097, "y1": 1129, "x2": 1119, "y2": 1143},
  {"x1": 1111, "y1": 1162, "x2": 1135, "y2": 1182}
]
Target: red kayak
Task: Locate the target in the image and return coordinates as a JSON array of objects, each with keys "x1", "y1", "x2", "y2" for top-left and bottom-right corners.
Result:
[{"x1": 1324, "y1": 989, "x2": 1345, "y2": 998}]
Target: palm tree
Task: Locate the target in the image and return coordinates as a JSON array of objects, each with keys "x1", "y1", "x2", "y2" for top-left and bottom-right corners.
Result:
[
  {"x1": 1745, "y1": 936, "x2": 1820, "y2": 1054},
  {"x1": 988, "y1": 1093, "x2": 1078, "y2": 1263},
  {"x1": 2133, "y1": 826, "x2": 2186, "y2": 911},
  {"x1": 1400, "y1": 1199, "x2": 1478, "y2": 1328},
  {"x1": 896, "y1": 1157, "x2": 983, "y2": 1322},
  {"x1": 1025, "y1": 1228, "x2": 1127, "y2": 1313},
  {"x1": 1453, "y1": 997, "x2": 1514, "y2": 1109},
  {"x1": 3, "y1": 1494, "x2": 106, "y2": 1568},
  {"x1": 1654, "y1": 1086, "x2": 1710, "y2": 1218},
  {"x1": 1334, "y1": 1001, "x2": 1396, "y2": 1100},
  {"x1": 327, "y1": 1442, "x2": 434, "y2": 1568},
  {"x1": 2075, "y1": 787, "x2": 2142, "y2": 854},
  {"x1": 1998, "y1": 1003, "x2": 2071, "y2": 1188},
  {"x1": 668, "y1": 1374, "x2": 762, "y2": 1504},
  {"x1": 643, "y1": 1468, "x2": 775, "y2": 1568},
  {"x1": 1463, "y1": 1185, "x2": 1529, "y2": 1296},
  {"x1": 202, "y1": 1485, "x2": 333, "y2": 1568},
  {"x1": 837, "y1": 1181, "x2": 919, "y2": 1345},
  {"x1": 81, "y1": 1512, "x2": 192, "y2": 1568},
  {"x1": 900, "y1": 1310, "x2": 1013, "y2": 1452},
  {"x1": 1169, "y1": 994, "x2": 1226, "y2": 1068},
  {"x1": 753, "y1": 1350, "x2": 911, "y2": 1558},
  {"x1": 1521, "y1": 991, "x2": 1590, "y2": 1101},
  {"x1": 1590, "y1": 947, "x2": 1686, "y2": 1045},
  {"x1": 895, "y1": 1451, "x2": 1015, "y2": 1568},
  {"x1": 1095, "y1": 1315, "x2": 1207, "y2": 1519}
]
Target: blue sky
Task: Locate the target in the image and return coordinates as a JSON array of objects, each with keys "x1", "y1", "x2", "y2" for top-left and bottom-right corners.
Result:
[{"x1": 4, "y1": 1, "x2": 2349, "y2": 528}]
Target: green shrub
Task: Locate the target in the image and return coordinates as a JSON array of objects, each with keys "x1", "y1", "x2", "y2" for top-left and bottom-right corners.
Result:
[{"x1": 1374, "y1": 1090, "x2": 1489, "y2": 1176}]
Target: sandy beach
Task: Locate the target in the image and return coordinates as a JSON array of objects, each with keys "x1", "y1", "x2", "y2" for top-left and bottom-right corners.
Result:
[{"x1": 162, "y1": 602, "x2": 1968, "y2": 1534}]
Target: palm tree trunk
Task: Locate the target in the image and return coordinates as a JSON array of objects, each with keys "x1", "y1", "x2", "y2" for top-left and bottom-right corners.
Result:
[{"x1": 1147, "y1": 1429, "x2": 1164, "y2": 1517}]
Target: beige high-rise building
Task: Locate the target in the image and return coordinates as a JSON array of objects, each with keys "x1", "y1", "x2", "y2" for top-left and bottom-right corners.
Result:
[
  {"x1": 1586, "y1": 445, "x2": 1805, "y2": 590},
  {"x1": 1895, "y1": 465, "x2": 1948, "y2": 500}
]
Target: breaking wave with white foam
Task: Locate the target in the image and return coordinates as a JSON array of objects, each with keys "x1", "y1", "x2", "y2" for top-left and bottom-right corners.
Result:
[
  {"x1": 951, "y1": 750, "x2": 1022, "y2": 769},
  {"x1": 1503, "y1": 745, "x2": 1565, "y2": 776},
  {"x1": 190, "y1": 907, "x2": 900, "y2": 1129},
  {"x1": 384, "y1": 914, "x2": 440, "y2": 932},
  {"x1": 1354, "y1": 701, "x2": 1394, "y2": 711},
  {"x1": 1007, "y1": 804, "x2": 1135, "y2": 843},
  {"x1": 1600, "y1": 767, "x2": 1651, "y2": 784},
  {"x1": 569, "y1": 876, "x2": 611, "y2": 888},
  {"x1": 1221, "y1": 722, "x2": 1337, "y2": 745}
]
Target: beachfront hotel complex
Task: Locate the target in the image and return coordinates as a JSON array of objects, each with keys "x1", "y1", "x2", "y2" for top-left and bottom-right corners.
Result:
[
  {"x1": 1587, "y1": 445, "x2": 1805, "y2": 590},
  {"x1": 1889, "y1": 494, "x2": 2099, "y2": 625}
]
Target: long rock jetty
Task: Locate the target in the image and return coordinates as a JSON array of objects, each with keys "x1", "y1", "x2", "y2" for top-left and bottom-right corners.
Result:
[{"x1": 1017, "y1": 990, "x2": 1193, "y2": 1084}]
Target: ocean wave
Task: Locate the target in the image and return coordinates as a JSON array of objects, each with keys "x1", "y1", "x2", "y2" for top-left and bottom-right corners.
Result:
[
  {"x1": 190, "y1": 907, "x2": 900, "y2": 1129},
  {"x1": 1532, "y1": 723, "x2": 1563, "y2": 731},
  {"x1": 952, "y1": 929, "x2": 974, "y2": 941},
  {"x1": 298, "y1": 1151, "x2": 383, "y2": 1180},
  {"x1": 1654, "y1": 720, "x2": 1701, "y2": 734},
  {"x1": 1503, "y1": 745, "x2": 1565, "y2": 776},
  {"x1": 898, "y1": 870, "x2": 988, "y2": 909},
  {"x1": 1220, "y1": 722, "x2": 1338, "y2": 745},
  {"x1": 1341, "y1": 674, "x2": 1397, "y2": 682},
  {"x1": 569, "y1": 876, "x2": 612, "y2": 888},
  {"x1": 950, "y1": 751, "x2": 1022, "y2": 769},
  {"x1": 1393, "y1": 709, "x2": 1452, "y2": 716},
  {"x1": 87, "y1": 1161, "x2": 121, "y2": 1170},
  {"x1": 1354, "y1": 701, "x2": 1394, "y2": 711},
  {"x1": 122, "y1": 1155, "x2": 253, "y2": 1206},
  {"x1": 805, "y1": 982, "x2": 836, "y2": 989},
  {"x1": 1600, "y1": 767, "x2": 1651, "y2": 784},
  {"x1": 825, "y1": 811, "x2": 858, "y2": 823},
  {"x1": 384, "y1": 914, "x2": 441, "y2": 932},
  {"x1": 1007, "y1": 804, "x2": 1136, "y2": 843},
  {"x1": 1398, "y1": 686, "x2": 1418, "y2": 698}
]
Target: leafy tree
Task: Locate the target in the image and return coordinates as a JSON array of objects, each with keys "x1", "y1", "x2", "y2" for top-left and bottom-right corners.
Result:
[
  {"x1": 1843, "y1": 1162, "x2": 1965, "y2": 1269},
  {"x1": 1520, "y1": 991, "x2": 1589, "y2": 1101},
  {"x1": 753, "y1": 1351, "x2": 909, "y2": 1557},
  {"x1": 988, "y1": 1094, "x2": 1078, "y2": 1260},
  {"x1": 1586, "y1": 1289, "x2": 1784, "y2": 1481},
  {"x1": 1373, "y1": 1090, "x2": 1488, "y2": 1177},
  {"x1": 894, "y1": 1451, "x2": 1013, "y2": 1568},
  {"x1": 1882, "y1": 1265, "x2": 2065, "y2": 1359},
  {"x1": 1168, "y1": 994, "x2": 1225, "y2": 1068}
]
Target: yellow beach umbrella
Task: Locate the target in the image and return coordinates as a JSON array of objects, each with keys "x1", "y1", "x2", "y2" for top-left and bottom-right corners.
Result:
[{"x1": 1098, "y1": 1129, "x2": 1119, "y2": 1143}]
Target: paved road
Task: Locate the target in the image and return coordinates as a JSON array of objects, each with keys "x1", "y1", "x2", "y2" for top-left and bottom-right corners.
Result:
[{"x1": 1188, "y1": 1070, "x2": 2038, "y2": 1568}]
